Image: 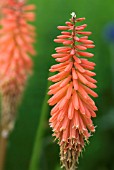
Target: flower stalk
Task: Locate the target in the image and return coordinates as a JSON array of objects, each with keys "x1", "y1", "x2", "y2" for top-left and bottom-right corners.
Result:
[
  {"x1": 0, "y1": 0, "x2": 36, "y2": 137},
  {"x1": 48, "y1": 12, "x2": 98, "y2": 170},
  {"x1": 0, "y1": 0, "x2": 36, "y2": 169}
]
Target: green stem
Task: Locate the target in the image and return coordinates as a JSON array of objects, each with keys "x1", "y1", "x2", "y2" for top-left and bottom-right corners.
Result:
[{"x1": 29, "y1": 76, "x2": 51, "y2": 170}]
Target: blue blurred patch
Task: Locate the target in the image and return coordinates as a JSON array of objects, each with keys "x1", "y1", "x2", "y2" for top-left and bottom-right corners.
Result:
[{"x1": 103, "y1": 22, "x2": 114, "y2": 43}]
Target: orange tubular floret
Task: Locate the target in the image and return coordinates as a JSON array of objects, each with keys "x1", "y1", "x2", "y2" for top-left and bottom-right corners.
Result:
[{"x1": 48, "y1": 12, "x2": 98, "y2": 169}]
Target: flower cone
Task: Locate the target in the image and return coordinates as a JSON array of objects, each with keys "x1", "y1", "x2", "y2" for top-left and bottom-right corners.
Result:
[
  {"x1": 0, "y1": 0, "x2": 36, "y2": 137},
  {"x1": 48, "y1": 12, "x2": 98, "y2": 170}
]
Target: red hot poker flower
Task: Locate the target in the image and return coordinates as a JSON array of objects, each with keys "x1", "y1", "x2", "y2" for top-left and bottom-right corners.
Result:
[
  {"x1": 0, "y1": 0, "x2": 36, "y2": 138},
  {"x1": 48, "y1": 12, "x2": 98, "y2": 170}
]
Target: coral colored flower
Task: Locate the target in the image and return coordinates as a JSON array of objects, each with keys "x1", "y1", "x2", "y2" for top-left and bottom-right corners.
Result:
[
  {"x1": 0, "y1": 0, "x2": 36, "y2": 137},
  {"x1": 48, "y1": 12, "x2": 98, "y2": 169}
]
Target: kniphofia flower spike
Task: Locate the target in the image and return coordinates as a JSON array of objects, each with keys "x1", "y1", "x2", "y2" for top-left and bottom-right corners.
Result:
[
  {"x1": 48, "y1": 12, "x2": 98, "y2": 170},
  {"x1": 0, "y1": 0, "x2": 36, "y2": 138}
]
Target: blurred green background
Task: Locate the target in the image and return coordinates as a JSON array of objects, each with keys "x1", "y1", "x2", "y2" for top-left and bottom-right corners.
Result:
[{"x1": 4, "y1": 0, "x2": 114, "y2": 170}]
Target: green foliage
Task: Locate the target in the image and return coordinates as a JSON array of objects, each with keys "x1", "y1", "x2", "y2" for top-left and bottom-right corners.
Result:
[{"x1": 4, "y1": 0, "x2": 114, "y2": 170}]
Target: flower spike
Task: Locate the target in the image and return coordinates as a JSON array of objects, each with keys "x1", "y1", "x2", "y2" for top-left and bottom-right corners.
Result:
[
  {"x1": 48, "y1": 13, "x2": 98, "y2": 169},
  {"x1": 0, "y1": 0, "x2": 36, "y2": 138}
]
